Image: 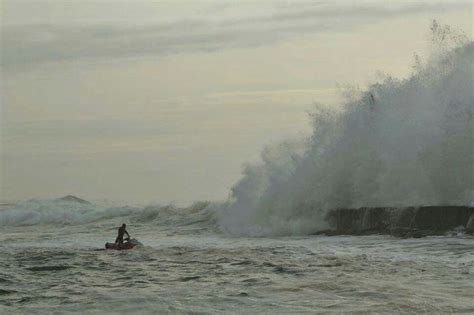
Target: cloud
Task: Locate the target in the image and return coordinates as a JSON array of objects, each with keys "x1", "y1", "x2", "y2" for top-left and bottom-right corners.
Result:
[{"x1": 1, "y1": 1, "x2": 469, "y2": 68}]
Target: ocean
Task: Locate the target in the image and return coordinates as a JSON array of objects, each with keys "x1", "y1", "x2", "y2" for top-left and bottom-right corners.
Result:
[{"x1": 1, "y1": 200, "x2": 473, "y2": 314}]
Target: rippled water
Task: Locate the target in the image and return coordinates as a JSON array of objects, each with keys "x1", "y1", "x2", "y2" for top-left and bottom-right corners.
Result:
[{"x1": 1, "y1": 220, "x2": 474, "y2": 314}]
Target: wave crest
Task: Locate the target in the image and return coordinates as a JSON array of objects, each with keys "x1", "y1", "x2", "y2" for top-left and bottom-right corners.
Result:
[{"x1": 0, "y1": 198, "x2": 217, "y2": 230}]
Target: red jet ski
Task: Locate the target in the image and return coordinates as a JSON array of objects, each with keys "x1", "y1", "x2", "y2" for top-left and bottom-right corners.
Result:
[{"x1": 105, "y1": 237, "x2": 143, "y2": 250}]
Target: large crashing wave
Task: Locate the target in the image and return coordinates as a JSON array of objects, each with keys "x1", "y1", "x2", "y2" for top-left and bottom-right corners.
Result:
[{"x1": 220, "y1": 25, "x2": 474, "y2": 236}]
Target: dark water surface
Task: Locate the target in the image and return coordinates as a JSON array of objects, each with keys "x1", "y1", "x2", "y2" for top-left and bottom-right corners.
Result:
[{"x1": 1, "y1": 222, "x2": 474, "y2": 314}]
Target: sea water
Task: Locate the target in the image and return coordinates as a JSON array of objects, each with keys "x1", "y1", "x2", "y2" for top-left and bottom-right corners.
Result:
[{"x1": 1, "y1": 201, "x2": 473, "y2": 314}]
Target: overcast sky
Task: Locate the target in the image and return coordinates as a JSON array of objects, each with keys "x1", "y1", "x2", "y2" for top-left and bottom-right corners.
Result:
[{"x1": 1, "y1": 0, "x2": 472, "y2": 204}]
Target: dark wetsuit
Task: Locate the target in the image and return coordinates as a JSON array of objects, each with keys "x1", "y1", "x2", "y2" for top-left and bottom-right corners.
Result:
[{"x1": 115, "y1": 226, "x2": 129, "y2": 244}]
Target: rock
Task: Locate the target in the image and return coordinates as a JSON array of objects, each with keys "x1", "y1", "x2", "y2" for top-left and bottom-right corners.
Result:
[{"x1": 55, "y1": 195, "x2": 91, "y2": 204}]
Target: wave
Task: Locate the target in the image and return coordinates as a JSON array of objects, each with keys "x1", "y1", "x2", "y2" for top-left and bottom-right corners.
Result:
[
  {"x1": 133, "y1": 201, "x2": 219, "y2": 232},
  {"x1": 220, "y1": 23, "x2": 474, "y2": 236},
  {"x1": 0, "y1": 198, "x2": 138, "y2": 226},
  {"x1": 0, "y1": 197, "x2": 217, "y2": 229}
]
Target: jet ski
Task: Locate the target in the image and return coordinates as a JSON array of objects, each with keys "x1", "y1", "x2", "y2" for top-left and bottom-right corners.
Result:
[{"x1": 105, "y1": 237, "x2": 143, "y2": 250}]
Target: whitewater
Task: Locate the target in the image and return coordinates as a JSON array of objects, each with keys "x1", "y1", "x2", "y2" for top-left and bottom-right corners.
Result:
[{"x1": 1, "y1": 26, "x2": 473, "y2": 313}]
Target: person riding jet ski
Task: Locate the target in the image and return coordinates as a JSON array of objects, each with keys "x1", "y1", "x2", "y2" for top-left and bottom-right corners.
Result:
[
  {"x1": 105, "y1": 224, "x2": 142, "y2": 250},
  {"x1": 115, "y1": 223, "x2": 130, "y2": 245}
]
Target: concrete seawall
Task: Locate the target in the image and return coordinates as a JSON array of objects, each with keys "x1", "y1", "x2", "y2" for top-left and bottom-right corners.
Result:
[{"x1": 321, "y1": 206, "x2": 474, "y2": 237}]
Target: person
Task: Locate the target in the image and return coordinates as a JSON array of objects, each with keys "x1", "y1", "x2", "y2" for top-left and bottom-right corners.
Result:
[{"x1": 115, "y1": 223, "x2": 130, "y2": 245}]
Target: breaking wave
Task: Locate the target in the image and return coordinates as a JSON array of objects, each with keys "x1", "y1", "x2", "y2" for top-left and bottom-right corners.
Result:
[
  {"x1": 220, "y1": 23, "x2": 474, "y2": 236},
  {"x1": 0, "y1": 198, "x2": 217, "y2": 229},
  {"x1": 0, "y1": 198, "x2": 134, "y2": 226}
]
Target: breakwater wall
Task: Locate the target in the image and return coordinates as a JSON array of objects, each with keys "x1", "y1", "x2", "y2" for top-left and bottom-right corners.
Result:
[{"x1": 322, "y1": 206, "x2": 474, "y2": 237}]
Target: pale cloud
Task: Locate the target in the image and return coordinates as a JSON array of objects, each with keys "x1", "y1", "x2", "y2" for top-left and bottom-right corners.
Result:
[{"x1": 2, "y1": 1, "x2": 469, "y2": 68}]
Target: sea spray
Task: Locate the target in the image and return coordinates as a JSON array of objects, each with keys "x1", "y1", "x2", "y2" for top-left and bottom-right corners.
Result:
[{"x1": 220, "y1": 25, "x2": 474, "y2": 236}]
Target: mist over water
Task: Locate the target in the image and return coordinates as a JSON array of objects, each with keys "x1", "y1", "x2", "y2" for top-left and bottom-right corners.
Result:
[{"x1": 221, "y1": 28, "x2": 474, "y2": 236}]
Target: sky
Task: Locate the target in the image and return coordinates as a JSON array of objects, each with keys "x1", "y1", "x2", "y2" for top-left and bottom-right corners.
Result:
[{"x1": 1, "y1": 0, "x2": 472, "y2": 205}]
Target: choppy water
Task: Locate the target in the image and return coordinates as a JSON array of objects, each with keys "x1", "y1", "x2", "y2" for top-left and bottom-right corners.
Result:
[{"x1": 2, "y1": 219, "x2": 474, "y2": 314}]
